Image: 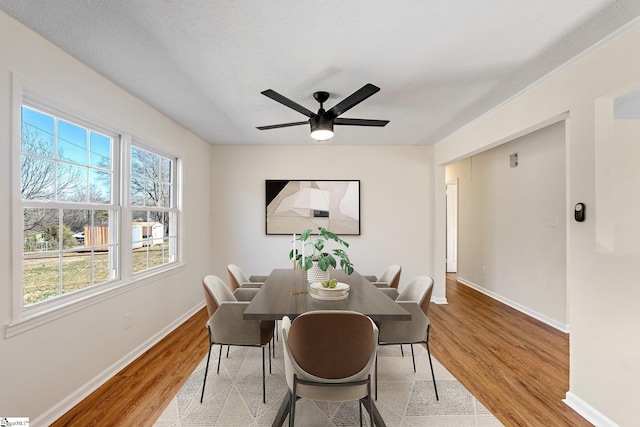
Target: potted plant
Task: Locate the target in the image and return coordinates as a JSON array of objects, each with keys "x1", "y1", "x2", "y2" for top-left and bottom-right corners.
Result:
[{"x1": 289, "y1": 227, "x2": 354, "y2": 282}]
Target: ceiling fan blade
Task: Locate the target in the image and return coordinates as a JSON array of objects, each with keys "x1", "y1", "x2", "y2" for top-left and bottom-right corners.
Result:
[
  {"x1": 334, "y1": 118, "x2": 389, "y2": 127},
  {"x1": 261, "y1": 89, "x2": 316, "y2": 118},
  {"x1": 257, "y1": 121, "x2": 309, "y2": 130},
  {"x1": 326, "y1": 84, "x2": 380, "y2": 118}
]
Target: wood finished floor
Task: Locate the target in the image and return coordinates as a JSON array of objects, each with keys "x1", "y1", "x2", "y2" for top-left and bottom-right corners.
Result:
[
  {"x1": 52, "y1": 274, "x2": 591, "y2": 426},
  {"x1": 429, "y1": 273, "x2": 591, "y2": 426},
  {"x1": 51, "y1": 308, "x2": 209, "y2": 427}
]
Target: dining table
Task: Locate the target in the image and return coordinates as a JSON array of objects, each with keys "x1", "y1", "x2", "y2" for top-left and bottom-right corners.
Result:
[
  {"x1": 243, "y1": 268, "x2": 410, "y2": 427},
  {"x1": 243, "y1": 268, "x2": 411, "y2": 322}
]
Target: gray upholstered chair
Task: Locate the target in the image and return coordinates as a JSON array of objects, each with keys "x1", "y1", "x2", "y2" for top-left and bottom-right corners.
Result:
[
  {"x1": 364, "y1": 264, "x2": 402, "y2": 289},
  {"x1": 376, "y1": 275, "x2": 439, "y2": 400},
  {"x1": 201, "y1": 275, "x2": 275, "y2": 404},
  {"x1": 227, "y1": 264, "x2": 267, "y2": 292},
  {"x1": 281, "y1": 311, "x2": 378, "y2": 426}
]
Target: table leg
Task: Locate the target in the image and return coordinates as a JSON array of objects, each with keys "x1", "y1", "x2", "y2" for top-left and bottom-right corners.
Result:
[{"x1": 272, "y1": 392, "x2": 291, "y2": 427}]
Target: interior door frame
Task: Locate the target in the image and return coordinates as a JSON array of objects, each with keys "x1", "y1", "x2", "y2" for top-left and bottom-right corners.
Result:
[{"x1": 446, "y1": 180, "x2": 458, "y2": 273}]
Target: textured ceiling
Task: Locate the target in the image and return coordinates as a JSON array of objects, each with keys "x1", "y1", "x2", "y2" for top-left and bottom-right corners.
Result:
[{"x1": 2, "y1": 0, "x2": 640, "y2": 146}]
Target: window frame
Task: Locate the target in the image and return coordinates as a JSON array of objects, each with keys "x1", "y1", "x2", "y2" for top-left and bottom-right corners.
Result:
[
  {"x1": 8, "y1": 82, "x2": 183, "y2": 337},
  {"x1": 127, "y1": 141, "x2": 180, "y2": 276}
]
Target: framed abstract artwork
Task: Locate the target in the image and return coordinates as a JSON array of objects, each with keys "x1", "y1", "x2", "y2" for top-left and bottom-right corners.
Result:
[{"x1": 265, "y1": 180, "x2": 360, "y2": 235}]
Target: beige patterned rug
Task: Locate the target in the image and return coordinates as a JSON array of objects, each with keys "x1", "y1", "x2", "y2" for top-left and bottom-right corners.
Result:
[{"x1": 154, "y1": 343, "x2": 502, "y2": 426}]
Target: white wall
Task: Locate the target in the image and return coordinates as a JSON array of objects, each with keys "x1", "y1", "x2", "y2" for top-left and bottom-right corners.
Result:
[
  {"x1": 0, "y1": 12, "x2": 212, "y2": 424},
  {"x1": 209, "y1": 144, "x2": 435, "y2": 289},
  {"x1": 434, "y1": 19, "x2": 640, "y2": 427},
  {"x1": 612, "y1": 119, "x2": 640, "y2": 256},
  {"x1": 446, "y1": 122, "x2": 567, "y2": 329}
]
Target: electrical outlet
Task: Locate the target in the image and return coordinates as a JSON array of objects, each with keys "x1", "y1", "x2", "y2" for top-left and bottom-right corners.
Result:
[
  {"x1": 124, "y1": 312, "x2": 133, "y2": 329},
  {"x1": 482, "y1": 266, "x2": 487, "y2": 275}
]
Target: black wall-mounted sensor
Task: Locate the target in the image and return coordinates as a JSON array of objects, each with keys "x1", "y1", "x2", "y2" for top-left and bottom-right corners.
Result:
[{"x1": 574, "y1": 203, "x2": 585, "y2": 222}]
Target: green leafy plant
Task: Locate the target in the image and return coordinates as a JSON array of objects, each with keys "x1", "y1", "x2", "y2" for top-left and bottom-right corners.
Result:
[{"x1": 289, "y1": 227, "x2": 354, "y2": 275}]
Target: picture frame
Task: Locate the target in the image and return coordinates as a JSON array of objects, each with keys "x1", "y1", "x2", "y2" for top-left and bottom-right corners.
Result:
[{"x1": 265, "y1": 180, "x2": 360, "y2": 235}]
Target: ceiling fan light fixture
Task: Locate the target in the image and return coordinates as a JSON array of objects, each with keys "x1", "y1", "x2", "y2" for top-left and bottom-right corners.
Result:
[
  {"x1": 310, "y1": 128, "x2": 334, "y2": 141},
  {"x1": 309, "y1": 115, "x2": 334, "y2": 141}
]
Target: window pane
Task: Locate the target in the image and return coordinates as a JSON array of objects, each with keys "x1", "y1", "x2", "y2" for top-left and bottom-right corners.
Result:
[
  {"x1": 160, "y1": 157, "x2": 172, "y2": 183},
  {"x1": 21, "y1": 107, "x2": 54, "y2": 157},
  {"x1": 147, "y1": 243, "x2": 164, "y2": 269},
  {"x1": 93, "y1": 247, "x2": 113, "y2": 284},
  {"x1": 23, "y1": 208, "x2": 59, "y2": 254},
  {"x1": 21, "y1": 155, "x2": 56, "y2": 200},
  {"x1": 131, "y1": 146, "x2": 147, "y2": 179},
  {"x1": 90, "y1": 169, "x2": 111, "y2": 203},
  {"x1": 61, "y1": 251, "x2": 92, "y2": 295},
  {"x1": 63, "y1": 209, "x2": 89, "y2": 249},
  {"x1": 86, "y1": 224, "x2": 110, "y2": 246},
  {"x1": 130, "y1": 177, "x2": 145, "y2": 206},
  {"x1": 23, "y1": 256, "x2": 60, "y2": 305},
  {"x1": 58, "y1": 164, "x2": 87, "y2": 202},
  {"x1": 144, "y1": 179, "x2": 158, "y2": 207},
  {"x1": 159, "y1": 183, "x2": 170, "y2": 208},
  {"x1": 90, "y1": 131, "x2": 112, "y2": 169},
  {"x1": 58, "y1": 120, "x2": 87, "y2": 165}
]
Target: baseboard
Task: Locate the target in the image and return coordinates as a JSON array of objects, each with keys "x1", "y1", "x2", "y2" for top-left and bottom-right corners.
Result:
[
  {"x1": 564, "y1": 391, "x2": 619, "y2": 427},
  {"x1": 456, "y1": 277, "x2": 570, "y2": 333},
  {"x1": 432, "y1": 296, "x2": 448, "y2": 304},
  {"x1": 32, "y1": 302, "x2": 205, "y2": 427}
]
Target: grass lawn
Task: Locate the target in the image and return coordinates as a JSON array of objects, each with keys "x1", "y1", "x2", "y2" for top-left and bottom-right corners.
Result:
[{"x1": 23, "y1": 244, "x2": 168, "y2": 305}]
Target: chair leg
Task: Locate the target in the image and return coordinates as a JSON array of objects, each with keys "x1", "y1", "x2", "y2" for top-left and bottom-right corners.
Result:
[
  {"x1": 411, "y1": 343, "x2": 416, "y2": 372},
  {"x1": 374, "y1": 354, "x2": 378, "y2": 400},
  {"x1": 400, "y1": 344, "x2": 404, "y2": 357},
  {"x1": 262, "y1": 346, "x2": 266, "y2": 404},
  {"x1": 217, "y1": 344, "x2": 223, "y2": 374},
  {"x1": 273, "y1": 334, "x2": 277, "y2": 358},
  {"x1": 268, "y1": 341, "x2": 272, "y2": 374},
  {"x1": 290, "y1": 377, "x2": 297, "y2": 427},
  {"x1": 359, "y1": 399, "x2": 363, "y2": 427},
  {"x1": 200, "y1": 342, "x2": 213, "y2": 403},
  {"x1": 367, "y1": 375, "x2": 374, "y2": 427},
  {"x1": 226, "y1": 344, "x2": 230, "y2": 358},
  {"x1": 426, "y1": 326, "x2": 439, "y2": 401}
]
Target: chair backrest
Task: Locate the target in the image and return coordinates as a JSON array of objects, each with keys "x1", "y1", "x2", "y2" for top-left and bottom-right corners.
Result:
[
  {"x1": 287, "y1": 311, "x2": 375, "y2": 379},
  {"x1": 420, "y1": 276, "x2": 435, "y2": 317},
  {"x1": 203, "y1": 275, "x2": 236, "y2": 317},
  {"x1": 227, "y1": 264, "x2": 249, "y2": 291},
  {"x1": 396, "y1": 275, "x2": 434, "y2": 316},
  {"x1": 378, "y1": 264, "x2": 402, "y2": 289}
]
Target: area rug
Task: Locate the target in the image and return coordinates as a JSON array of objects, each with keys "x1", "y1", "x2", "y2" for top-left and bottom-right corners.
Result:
[{"x1": 154, "y1": 343, "x2": 502, "y2": 426}]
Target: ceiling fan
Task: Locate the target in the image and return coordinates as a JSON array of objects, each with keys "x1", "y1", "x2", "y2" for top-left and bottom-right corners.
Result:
[{"x1": 257, "y1": 83, "x2": 389, "y2": 141}]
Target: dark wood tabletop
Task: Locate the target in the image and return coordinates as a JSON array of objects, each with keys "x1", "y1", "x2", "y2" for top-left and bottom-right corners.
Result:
[{"x1": 243, "y1": 268, "x2": 411, "y2": 321}]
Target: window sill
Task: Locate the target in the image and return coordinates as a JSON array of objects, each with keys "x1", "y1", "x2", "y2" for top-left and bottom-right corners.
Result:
[{"x1": 4, "y1": 263, "x2": 186, "y2": 338}]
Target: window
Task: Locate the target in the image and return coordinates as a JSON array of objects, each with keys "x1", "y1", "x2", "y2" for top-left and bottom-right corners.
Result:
[
  {"x1": 21, "y1": 105, "x2": 118, "y2": 307},
  {"x1": 17, "y1": 94, "x2": 180, "y2": 319},
  {"x1": 130, "y1": 145, "x2": 178, "y2": 273}
]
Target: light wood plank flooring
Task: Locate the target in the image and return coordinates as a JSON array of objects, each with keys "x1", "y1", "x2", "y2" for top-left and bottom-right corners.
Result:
[
  {"x1": 428, "y1": 273, "x2": 591, "y2": 426},
  {"x1": 51, "y1": 309, "x2": 209, "y2": 427},
  {"x1": 52, "y1": 274, "x2": 591, "y2": 426}
]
